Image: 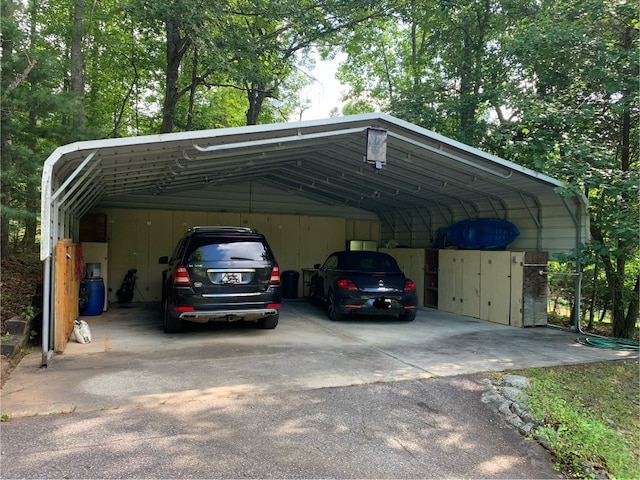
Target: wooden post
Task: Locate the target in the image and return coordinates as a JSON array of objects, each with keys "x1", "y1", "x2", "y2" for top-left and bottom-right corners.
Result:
[{"x1": 54, "y1": 239, "x2": 80, "y2": 351}]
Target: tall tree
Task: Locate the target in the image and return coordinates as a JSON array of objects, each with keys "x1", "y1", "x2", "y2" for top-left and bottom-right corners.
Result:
[
  {"x1": 69, "y1": 0, "x2": 86, "y2": 132},
  {"x1": 0, "y1": 0, "x2": 20, "y2": 256},
  {"x1": 128, "y1": 0, "x2": 386, "y2": 132},
  {"x1": 336, "y1": 0, "x2": 525, "y2": 145},
  {"x1": 493, "y1": 0, "x2": 639, "y2": 338}
]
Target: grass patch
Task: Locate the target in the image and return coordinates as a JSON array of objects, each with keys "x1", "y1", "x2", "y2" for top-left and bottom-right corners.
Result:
[{"x1": 509, "y1": 359, "x2": 640, "y2": 478}]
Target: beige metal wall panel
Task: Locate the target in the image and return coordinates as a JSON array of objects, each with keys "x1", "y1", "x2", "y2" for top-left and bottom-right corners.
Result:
[
  {"x1": 347, "y1": 219, "x2": 381, "y2": 243},
  {"x1": 510, "y1": 252, "x2": 525, "y2": 327},
  {"x1": 172, "y1": 211, "x2": 206, "y2": 240},
  {"x1": 107, "y1": 209, "x2": 139, "y2": 305},
  {"x1": 241, "y1": 212, "x2": 272, "y2": 236},
  {"x1": 459, "y1": 251, "x2": 481, "y2": 318},
  {"x1": 326, "y1": 217, "x2": 346, "y2": 256},
  {"x1": 299, "y1": 216, "x2": 346, "y2": 268},
  {"x1": 145, "y1": 210, "x2": 173, "y2": 302},
  {"x1": 479, "y1": 252, "x2": 511, "y2": 325},
  {"x1": 134, "y1": 210, "x2": 150, "y2": 302},
  {"x1": 216, "y1": 212, "x2": 243, "y2": 227},
  {"x1": 438, "y1": 250, "x2": 458, "y2": 313},
  {"x1": 297, "y1": 216, "x2": 316, "y2": 268},
  {"x1": 378, "y1": 248, "x2": 425, "y2": 306},
  {"x1": 202, "y1": 211, "x2": 239, "y2": 228},
  {"x1": 270, "y1": 215, "x2": 301, "y2": 271}
]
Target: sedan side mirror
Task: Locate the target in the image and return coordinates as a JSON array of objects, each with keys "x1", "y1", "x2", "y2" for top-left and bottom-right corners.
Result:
[{"x1": 158, "y1": 256, "x2": 169, "y2": 264}]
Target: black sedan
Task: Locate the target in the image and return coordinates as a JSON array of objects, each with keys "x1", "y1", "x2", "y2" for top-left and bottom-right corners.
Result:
[{"x1": 309, "y1": 250, "x2": 418, "y2": 321}]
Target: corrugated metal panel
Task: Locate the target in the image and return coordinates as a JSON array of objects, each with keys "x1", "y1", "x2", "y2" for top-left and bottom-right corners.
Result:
[{"x1": 41, "y1": 113, "x2": 589, "y2": 262}]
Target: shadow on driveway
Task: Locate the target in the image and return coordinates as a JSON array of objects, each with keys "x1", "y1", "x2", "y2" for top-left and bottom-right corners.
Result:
[{"x1": 1, "y1": 300, "x2": 631, "y2": 418}]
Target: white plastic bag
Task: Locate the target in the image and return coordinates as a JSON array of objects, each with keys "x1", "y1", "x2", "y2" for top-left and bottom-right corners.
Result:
[{"x1": 73, "y1": 319, "x2": 92, "y2": 344}]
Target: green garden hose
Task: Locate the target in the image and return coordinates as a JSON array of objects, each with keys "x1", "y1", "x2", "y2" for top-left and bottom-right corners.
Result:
[{"x1": 576, "y1": 337, "x2": 640, "y2": 351}]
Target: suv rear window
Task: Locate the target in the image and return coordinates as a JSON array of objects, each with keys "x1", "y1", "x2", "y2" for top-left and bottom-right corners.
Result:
[{"x1": 186, "y1": 239, "x2": 270, "y2": 263}]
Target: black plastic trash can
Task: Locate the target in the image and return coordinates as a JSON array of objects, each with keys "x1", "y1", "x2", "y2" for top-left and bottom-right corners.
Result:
[{"x1": 281, "y1": 270, "x2": 300, "y2": 299}]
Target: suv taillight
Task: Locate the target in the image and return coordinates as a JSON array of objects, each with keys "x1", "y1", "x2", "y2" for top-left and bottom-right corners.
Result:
[
  {"x1": 269, "y1": 264, "x2": 281, "y2": 284},
  {"x1": 174, "y1": 265, "x2": 191, "y2": 285}
]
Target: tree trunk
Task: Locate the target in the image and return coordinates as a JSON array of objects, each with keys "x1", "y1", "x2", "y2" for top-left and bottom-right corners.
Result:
[
  {"x1": 246, "y1": 84, "x2": 270, "y2": 126},
  {"x1": 610, "y1": 271, "x2": 628, "y2": 338},
  {"x1": 587, "y1": 264, "x2": 598, "y2": 329},
  {"x1": 21, "y1": 182, "x2": 39, "y2": 250},
  {"x1": 0, "y1": 0, "x2": 16, "y2": 258},
  {"x1": 70, "y1": 0, "x2": 86, "y2": 133},
  {"x1": 186, "y1": 49, "x2": 199, "y2": 131},
  {"x1": 161, "y1": 19, "x2": 190, "y2": 133},
  {"x1": 622, "y1": 274, "x2": 639, "y2": 335},
  {"x1": 610, "y1": 25, "x2": 635, "y2": 339},
  {"x1": 458, "y1": 32, "x2": 475, "y2": 140}
]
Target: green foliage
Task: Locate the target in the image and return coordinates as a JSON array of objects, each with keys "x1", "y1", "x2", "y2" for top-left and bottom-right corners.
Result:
[
  {"x1": 336, "y1": 0, "x2": 527, "y2": 145},
  {"x1": 1, "y1": 0, "x2": 84, "y2": 253},
  {"x1": 488, "y1": 0, "x2": 639, "y2": 338},
  {"x1": 522, "y1": 361, "x2": 640, "y2": 479},
  {"x1": 21, "y1": 305, "x2": 35, "y2": 321}
]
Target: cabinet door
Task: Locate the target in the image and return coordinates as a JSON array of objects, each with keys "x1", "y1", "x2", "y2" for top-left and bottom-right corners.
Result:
[
  {"x1": 459, "y1": 251, "x2": 480, "y2": 317},
  {"x1": 480, "y1": 252, "x2": 511, "y2": 324},
  {"x1": 438, "y1": 250, "x2": 458, "y2": 313},
  {"x1": 510, "y1": 252, "x2": 524, "y2": 327}
]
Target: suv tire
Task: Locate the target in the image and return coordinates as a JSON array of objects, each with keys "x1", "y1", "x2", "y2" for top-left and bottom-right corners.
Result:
[
  {"x1": 163, "y1": 299, "x2": 184, "y2": 333},
  {"x1": 399, "y1": 310, "x2": 417, "y2": 322},
  {"x1": 257, "y1": 313, "x2": 279, "y2": 329}
]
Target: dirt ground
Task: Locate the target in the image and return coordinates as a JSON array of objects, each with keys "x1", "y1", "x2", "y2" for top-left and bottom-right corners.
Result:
[
  {"x1": 1, "y1": 252, "x2": 43, "y2": 387},
  {"x1": 1, "y1": 254, "x2": 42, "y2": 334}
]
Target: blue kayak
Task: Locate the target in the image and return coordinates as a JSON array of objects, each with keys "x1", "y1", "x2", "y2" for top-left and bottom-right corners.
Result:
[{"x1": 445, "y1": 218, "x2": 520, "y2": 250}]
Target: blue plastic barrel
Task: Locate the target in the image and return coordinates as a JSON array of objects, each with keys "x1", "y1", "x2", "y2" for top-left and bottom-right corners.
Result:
[{"x1": 81, "y1": 278, "x2": 105, "y2": 316}]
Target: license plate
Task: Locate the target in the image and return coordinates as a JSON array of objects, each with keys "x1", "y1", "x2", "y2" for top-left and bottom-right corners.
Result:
[
  {"x1": 207, "y1": 268, "x2": 255, "y2": 285},
  {"x1": 220, "y1": 272, "x2": 248, "y2": 284}
]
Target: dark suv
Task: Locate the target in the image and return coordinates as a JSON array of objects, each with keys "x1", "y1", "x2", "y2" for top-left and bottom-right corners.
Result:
[{"x1": 158, "y1": 226, "x2": 281, "y2": 333}]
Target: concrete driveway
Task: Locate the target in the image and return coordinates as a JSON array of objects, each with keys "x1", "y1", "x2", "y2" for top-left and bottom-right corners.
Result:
[{"x1": 1, "y1": 299, "x2": 632, "y2": 418}]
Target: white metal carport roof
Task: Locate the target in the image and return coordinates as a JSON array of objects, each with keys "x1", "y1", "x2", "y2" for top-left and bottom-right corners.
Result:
[
  {"x1": 41, "y1": 113, "x2": 589, "y2": 258},
  {"x1": 39, "y1": 113, "x2": 589, "y2": 363}
]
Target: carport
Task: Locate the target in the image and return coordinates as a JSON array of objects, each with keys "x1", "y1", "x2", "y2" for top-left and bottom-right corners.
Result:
[{"x1": 40, "y1": 113, "x2": 589, "y2": 365}]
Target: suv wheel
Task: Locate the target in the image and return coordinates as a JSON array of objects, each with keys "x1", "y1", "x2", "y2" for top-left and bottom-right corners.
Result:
[
  {"x1": 399, "y1": 310, "x2": 416, "y2": 322},
  {"x1": 163, "y1": 299, "x2": 184, "y2": 333},
  {"x1": 257, "y1": 313, "x2": 279, "y2": 329}
]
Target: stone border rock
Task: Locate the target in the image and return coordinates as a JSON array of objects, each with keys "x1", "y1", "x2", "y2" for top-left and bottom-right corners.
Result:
[
  {"x1": 480, "y1": 374, "x2": 542, "y2": 438},
  {"x1": 1, "y1": 311, "x2": 40, "y2": 387},
  {"x1": 481, "y1": 373, "x2": 609, "y2": 479}
]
